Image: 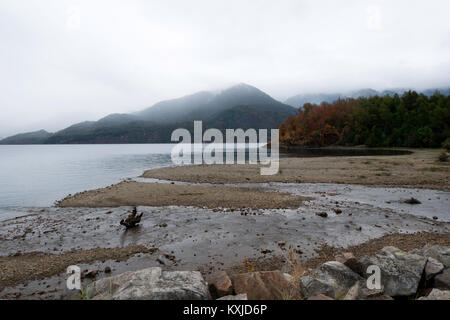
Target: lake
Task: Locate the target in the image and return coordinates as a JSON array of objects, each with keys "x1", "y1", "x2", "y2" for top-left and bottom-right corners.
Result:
[{"x1": 0, "y1": 144, "x2": 411, "y2": 208}]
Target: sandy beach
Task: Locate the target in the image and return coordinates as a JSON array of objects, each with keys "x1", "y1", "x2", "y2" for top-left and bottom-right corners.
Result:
[{"x1": 142, "y1": 149, "x2": 450, "y2": 190}]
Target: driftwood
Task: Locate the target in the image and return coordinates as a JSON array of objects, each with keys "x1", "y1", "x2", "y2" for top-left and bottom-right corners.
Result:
[{"x1": 120, "y1": 207, "x2": 143, "y2": 229}]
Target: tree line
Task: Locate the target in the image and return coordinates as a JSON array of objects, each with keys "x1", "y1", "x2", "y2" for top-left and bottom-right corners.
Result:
[{"x1": 279, "y1": 91, "x2": 450, "y2": 148}]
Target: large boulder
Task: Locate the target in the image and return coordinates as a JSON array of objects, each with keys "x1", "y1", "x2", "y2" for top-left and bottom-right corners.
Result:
[
  {"x1": 89, "y1": 267, "x2": 211, "y2": 300},
  {"x1": 299, "y1": 276, "x2": 335, "y2": 299},
  {"x1": 410, "y1": 245, "x2": 450, "y2": 268},
  {"x1": 418, "y1": 288, "x2": 450, "y2": 300},
  {"x1": 208, "y1": 271, "x2": 233, "y2": 298},
  {"x1": 434, "y1": 268, "x2": 450, "y2": 289},
  {"x1": 360, "y1": 246, "x2": 427, "y2": 297},
  {"x1": 424, "y1": 257, "x2": 444, "y2": 281},
  {"x1": 312, "y1": 261, "x2": 364, "y2": 298},
  {"x1": 233, "y1": 270, "x2": 297, "y2": 300},
  {"x1": 335, "y1": 252, "x2": 363, "y2": 274}
]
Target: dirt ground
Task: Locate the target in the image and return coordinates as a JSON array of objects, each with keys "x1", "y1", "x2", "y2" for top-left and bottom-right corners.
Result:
[{"x1": 142, "y1": 149, "x2": 450, "y2": 190}]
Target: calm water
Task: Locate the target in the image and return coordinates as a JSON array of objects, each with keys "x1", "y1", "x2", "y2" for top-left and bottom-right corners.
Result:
[
  {"x1": 0, "y1": 144, "x2": 175, "y2": 208},
  {"x1": 0, "y1": 144, "x2": 411, "y2": 209}
]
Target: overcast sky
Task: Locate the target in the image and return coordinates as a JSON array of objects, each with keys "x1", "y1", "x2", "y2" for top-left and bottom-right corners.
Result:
[{"x1": 1, "y1": 0, "x2": 449, "y2": 137}]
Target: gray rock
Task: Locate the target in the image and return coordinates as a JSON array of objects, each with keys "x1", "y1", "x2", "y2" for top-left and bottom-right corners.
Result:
[
  {"x1": 418, "y1": 288, "x2": 450, "y2": 300},
  {"x1": 343, "y1": 282, "x2": 361, "y2": 300},
  {"x1": 312, "y1": 261, "x2": 364, "y2": 298},
  {"x1": 299, "y1": 275, "x2": 335, "y2": 299},
  {"x1": 424, "y1": 257, "x2": 444, "y2": 280},
  {"x1": 217, "y1": 293, "x2": 248, "y2": 300},
  {"x1": 434, "y1": 268, "x2": 450, "y2": 289},
  {"x1": 90, "y1": 267, "x2": 211, "y2": 300},
  {"x1": 360, "y1": 246, "x2": 427, "y2": 297},
  {"x1": 411, "y1": 245, "x2": 450, "y2": 268},
  {"x1": 342, "y1": 282, "x2": 385, "y2": 300}
]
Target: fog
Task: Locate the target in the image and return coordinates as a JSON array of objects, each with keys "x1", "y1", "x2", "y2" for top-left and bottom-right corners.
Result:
[{"x1": 1, "y1": 0, "x2": 449, "y2": 137}]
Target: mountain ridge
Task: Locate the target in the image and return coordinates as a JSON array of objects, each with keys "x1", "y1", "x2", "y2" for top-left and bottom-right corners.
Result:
[{"x1": 1, "y1": 83, "x2": 296, "y2": 144}]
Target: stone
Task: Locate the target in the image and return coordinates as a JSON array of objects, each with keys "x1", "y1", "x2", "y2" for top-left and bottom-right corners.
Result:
[
  {"x1": 359, "y1": 246, "x2": 427, "y2": 297},
  {"x1": 208, "y1": 271, "x2": 233, "y2": 299},
  {"x1": 410, "y1": 245, "x2": 450, "y2": 268},
  {"x1": 418, "y1": 288, "x2": 450, "y2": 300},
  {"x1": 312, "y1": 261, "x2": 364, "y2": 298},
  {"x1": 335, "y1": 252, "x2": 362, "y2": 274},
  {"x1": 343, "y1": 282, "x2": 360, "y2": 300},
  {"x1": 315, "y1": 212, "x2": 328, "y2": 218},
  {"x1": 90, "y1": 267, "x2": 210, "y2": 300},
  {"x1": 283, "y1": 273, "x2": 294, "y2": 283},
  {"x1": 424, "y1": 257, "x2": 444, "y2": 280},
  {"x1": 82, "y1": 270, "x2": 98, "y2": 279},
  {"x1": 233, "y1": 270, "x2": 297, "y2": 300},
  {"x1": 307, "y1": 294, "x2": 334, "y2": 300},
  {"x1": 104, "y1": 266, "x2": 111, "y2": 274},
  {"x1": 217, "y1": 294, "x2": 248, "y2": 300},
  {"x1": 434, "y1": 268, "x2": 450, "y2": 289},
  {"x1": 299, "y1": 276, "x2": 335, "y2": 299},
  {"x1": 342, "y1": 282, "x2": 384, "y2": 300}
]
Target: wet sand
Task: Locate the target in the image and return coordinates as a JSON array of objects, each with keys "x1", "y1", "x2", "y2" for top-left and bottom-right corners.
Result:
[{"x1": 142, "y1": 149, "x2": 450, "y2": 190}]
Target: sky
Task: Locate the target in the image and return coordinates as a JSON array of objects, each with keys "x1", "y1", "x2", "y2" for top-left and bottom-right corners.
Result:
[{"x1": 1, "y1": 0, "x2": 449, "y2": 137}]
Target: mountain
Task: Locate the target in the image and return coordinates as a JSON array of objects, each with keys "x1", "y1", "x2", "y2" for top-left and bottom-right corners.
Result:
[
  {"x1": 0, "y1": 130, "x2": 53, "y2": 145},
  {"x1": 2, "y1": 83, "x2": 297, "y2": 144},
  {"x1": 284, "y1": 87, "x2": 450, "y2": 108}
]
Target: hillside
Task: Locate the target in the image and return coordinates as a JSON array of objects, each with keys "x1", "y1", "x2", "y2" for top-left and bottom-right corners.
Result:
[
  {"x1": 0, "y1": 130, "x2": 53, "y2": 145},
  {"x1": 284, "y1": 87, "x2": 450, "y2": 108},
  {"x1": 1, "y1": 84, "x2": 297, "y2": 144},
  {"x1": 280, "y1": 90, "x2": 450, "y2": 148}
]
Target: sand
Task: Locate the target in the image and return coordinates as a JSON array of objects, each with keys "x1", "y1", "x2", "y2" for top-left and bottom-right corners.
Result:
[
  {"x1": 57, "y1": 181, "x2": 309, "y2": 209},
  {"x1": 142, "y1": 149, "x2": 450, "y2": 190}
]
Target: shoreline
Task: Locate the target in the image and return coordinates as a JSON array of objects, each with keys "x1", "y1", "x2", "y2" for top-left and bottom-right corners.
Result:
[{"x1": 1, "y1": 148, "x2": 449, "y2": 299}]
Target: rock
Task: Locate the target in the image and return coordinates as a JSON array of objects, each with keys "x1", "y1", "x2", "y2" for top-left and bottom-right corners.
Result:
[
  {"x1": 360, "y1": 246, "x2": 427, "y2": 297},
  {"x1": 418, "y1": 288, "x2": 450, "y2": 300},
  {"x1": 90, "y1": 267, "x2": 210, "y2": 300},
  {"x1": 233, "y1": 271, "x2": 297, "y2": 300},
  {"x1": 315, "y1": 212, "x2": 328, "y2": 218},
  {"x1": 410, "y1": 245, "x2": 450, "y2": 268},
  {"x1": 335, "y1": 252, "x2": 362, "y2": 274},
  {"x1": 312, "y1": 261, "x2": 363, "y2": 298},
  {"x1": 299, "y1": 276, "x2": 335, "y2": 299},
  {"x1": 404, "y1": 197, "x2": 421, "y2": 204},
  {"x1": 434, "y1": 268, "x2": 450, "y2": 289},
  {"x1": 104, "y1": 266, "x2": 111, "y2": 274},
  {"x1": 208, "y1": 271, "x2": 233, "y2": 299},
  {"x1": 307, "y1": 294, "x2": 334, "y2": 300},
  {"x1": 342, "y1": 282, "x2": 384, "y2": 300},
  {"x1": 424, "y1": 257, "x2": 444, "y2": 280},
  {"x1": 333, "y1": 209, "x2": 342, "y2": 214},
  {"x1": 217, "y1": 293, "x2": 248, "y2": 300},
  {"x1": 82, "y1": 270, "x2": 98, "y2": 279},
  {"x1": 283, "y1": 273, "x2": 294, "y2": 283},
  {"x1": 343, "y1": 282, "x2": 361, "y2": 300},
  {"x1": 367, "y1": 295, "x2": 394, "y2": 300}
]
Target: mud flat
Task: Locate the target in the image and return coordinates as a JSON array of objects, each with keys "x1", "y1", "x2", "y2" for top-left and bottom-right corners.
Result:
[
  {"x1": 1, "y1": 181, "x2": 450, "y2": 299},
  {"x1": 142, "y1": 149, "x2": 450, "y2": 190}
]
